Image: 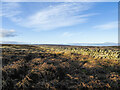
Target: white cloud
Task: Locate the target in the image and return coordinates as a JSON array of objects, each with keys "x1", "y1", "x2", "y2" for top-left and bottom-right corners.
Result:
[
  {"x1": 0, "y1": 28, "x2": 17, "y2": 38},
  {"x1": 19, "y1": 3, "x2": 95, "y2": 31},
  {"x1": 62, "y1": 32, "x2": 73, "y2": 37},
  {"x1": 1, "y1": 2, "x2": 97, "y2": 31},
  {"x1": 0, "y1": 2, "x2": 22, "y2": 22},
  {"x1": 93, "y1": 21, "x2": 118, "y2": 30}
]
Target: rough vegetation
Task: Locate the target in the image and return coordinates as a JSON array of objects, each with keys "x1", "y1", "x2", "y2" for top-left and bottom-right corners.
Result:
[{"x1": 1, "y1": 44, "x2": 120, "y2": 89}]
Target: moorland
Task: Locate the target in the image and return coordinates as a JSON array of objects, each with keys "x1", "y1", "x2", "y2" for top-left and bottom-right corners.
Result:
[{"x1": 1, "y1": 44, "x2": 120, "y2": 89}]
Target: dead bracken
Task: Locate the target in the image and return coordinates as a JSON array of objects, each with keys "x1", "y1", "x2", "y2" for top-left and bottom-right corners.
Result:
[{"x1": 1, "y1": 44, "x2": 120, "y2": 89}]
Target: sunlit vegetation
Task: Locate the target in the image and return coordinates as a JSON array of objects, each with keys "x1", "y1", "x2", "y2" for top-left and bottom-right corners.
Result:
[{"x1": 1, "y1": 44, "x2": 120, "y2": 89}]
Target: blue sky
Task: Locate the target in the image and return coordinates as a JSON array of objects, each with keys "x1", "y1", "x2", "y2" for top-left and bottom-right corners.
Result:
[{"x1": 0, "y1": 2, "x2": 118, "y2": 44}]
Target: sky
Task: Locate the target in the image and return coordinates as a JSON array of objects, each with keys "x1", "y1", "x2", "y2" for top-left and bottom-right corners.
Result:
[{"x1": 0, "y1": 2, "x2": 118, "y2": 44}]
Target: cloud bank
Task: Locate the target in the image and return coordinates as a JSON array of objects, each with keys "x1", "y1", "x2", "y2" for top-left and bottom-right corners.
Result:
[{"x1": 0, "y1": 28, "x2": 17, "y2": 38}]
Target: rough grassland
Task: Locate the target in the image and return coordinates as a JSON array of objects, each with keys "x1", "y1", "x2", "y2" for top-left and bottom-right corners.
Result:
[{"x1": 1, "y1": 44, "x2": 120, "y2": 90}]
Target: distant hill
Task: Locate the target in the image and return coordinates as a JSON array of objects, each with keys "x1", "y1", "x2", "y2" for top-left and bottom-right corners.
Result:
[
  {"x1": 0, "y1": 41, "x2": 119, "y2": 46},
  {"x1": 66, "y1": 42, "x2": 119, "y2": 46}
]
